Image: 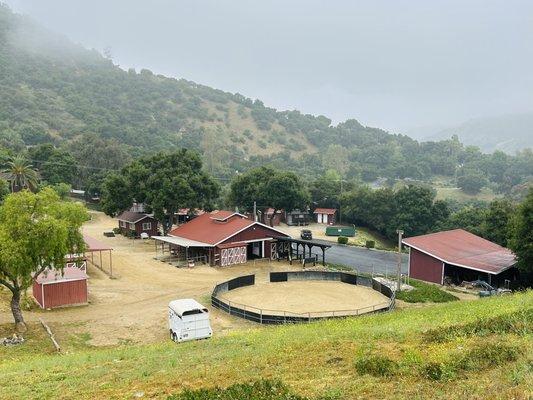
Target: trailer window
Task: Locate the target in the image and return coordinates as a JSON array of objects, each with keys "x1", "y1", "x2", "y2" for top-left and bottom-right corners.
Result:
[{"x1": 182, "y1": 308, "x2": 207, "y2": 316}]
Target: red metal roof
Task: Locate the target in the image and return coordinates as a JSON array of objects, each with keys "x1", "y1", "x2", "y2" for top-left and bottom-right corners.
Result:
[
  {"x1": 313, "y1": 208, "x2": 336, "y2": 214},
  {"x1": 402, "y1": 229, "x2": 516, "y2": 274},
  {"x1": 169, "y1": 210, "x2": 287, "y2": 246},
  {"x1": 36, "y1": 266, "x2": 88, "y2": 285},
  {"x1": 83, "y1": 234, "x2": 112, "y2": 252}
]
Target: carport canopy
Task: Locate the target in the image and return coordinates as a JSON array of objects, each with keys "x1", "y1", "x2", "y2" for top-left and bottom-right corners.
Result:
[
  {"x1": 82, "y1": 234, "x2": 114, "y2": 277},
  {"x1": 275, "y1": 236, "x2": 331, "y2": 266}
]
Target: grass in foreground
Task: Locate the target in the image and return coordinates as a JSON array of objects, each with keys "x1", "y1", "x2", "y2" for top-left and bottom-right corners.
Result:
[
  {"x1": 396, "y1": 279, "x2": 459, "y2": 303},
  {"x1": 0, "y1": 292, "x2": 531, "y2": 399}
]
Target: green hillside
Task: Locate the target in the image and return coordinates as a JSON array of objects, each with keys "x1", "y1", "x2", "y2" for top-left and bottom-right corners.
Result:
[
  {"x1": 0, "y1": 291, "x2": 531, "y2": 399},
  {"x1": 0, "y1": 4, "x2": 532, "y2": 193}
]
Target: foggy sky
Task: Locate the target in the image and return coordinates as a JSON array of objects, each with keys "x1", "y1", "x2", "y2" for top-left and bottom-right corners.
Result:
[{"x1": 4, "y1": 0, "x2": 533, "y2": 133}]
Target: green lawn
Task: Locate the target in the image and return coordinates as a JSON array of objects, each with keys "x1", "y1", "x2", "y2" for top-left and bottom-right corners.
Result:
[
  {"x1": 435, "y1": 186, "x2": 499, "y2": 203},
  {"x1": 0, "y1": 291, "x2": 531, "y2": 399},
  {"x1": 348, "y1": 227, "x2": 395, "y2": 250},
  {"x1": 396, "y1": 279, "x2": 459, "y2": 303}
]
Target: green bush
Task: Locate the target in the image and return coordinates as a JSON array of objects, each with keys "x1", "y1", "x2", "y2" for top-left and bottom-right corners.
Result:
[
  {"x1": 337, "y1": 236, "x2": 348, "y2": 245},
  {"x1": 396, "y1": 279, "x2": 458, "y2": 303},
  {"x1": 112, "y1": 227, "x2": 121, "y2": 235},
  {"x1": 168, "y1": 380, "x2": 306, "y2": 400},
  {"x1": 459, "y1": 342, "x2": 519, "y2": 371},
  {"x1": 354, "y1": 354, "x2": 398, "y2": 377},
  {"x1": 422, "y1": 361, "x2": 456, "y2": 381},
  {"x1": 365, "y1": 240, "x2": 375, "y2": 249}
]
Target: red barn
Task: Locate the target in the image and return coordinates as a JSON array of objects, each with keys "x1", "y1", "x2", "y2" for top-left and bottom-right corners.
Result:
[
  {"x1": 402, "y1": 229, "x2": 517, "y2": 286},
  {"x1": 313, "y1": 208, "x2": 337, "y2": 225},
  {"x1": 33, "y1": 265, "x2": 88, "y2": 309},
  {"x1": 153, "y1": 210, "x2": 290, "y2": 267}
]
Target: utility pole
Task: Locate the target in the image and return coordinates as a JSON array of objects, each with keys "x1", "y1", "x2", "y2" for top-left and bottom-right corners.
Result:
[
  {"x1": 396, "y1": 230, "x2": 403, "y2": 292},
  {"x1": 339, "y1": 179, "x2": 343, "y2": 224},
  {"x1": 253, "y1": 201, "x2": 257, "y2": 222}
]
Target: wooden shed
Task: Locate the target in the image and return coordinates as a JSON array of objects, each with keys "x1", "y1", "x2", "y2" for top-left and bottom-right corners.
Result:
[
  {"x1": 32, "y1": 265, "x2": 88, "y2": 309},
  {"x1": 313, "y1": 208, "x2": 337, "y2": 225},
  {"x1": 117, "y1": 211, "x2": 159, "y2": 237}
]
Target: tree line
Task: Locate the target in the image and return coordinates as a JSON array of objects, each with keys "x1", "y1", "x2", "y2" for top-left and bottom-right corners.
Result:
[{"x1": 1, "y1": 4, "x2": 532, "y2": 199}]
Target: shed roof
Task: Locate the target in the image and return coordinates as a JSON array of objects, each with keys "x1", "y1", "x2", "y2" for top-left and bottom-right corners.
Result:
[
  {"x1": 313, "y1": 208, "x2": 336, "y2": 214},
  {"x1": 116, "y1": 211, "x2": 153, "y2": 223},
  {"x1": 402, "y1": 229, "x2": 516, "y2": 275},
  {"x1": 36, "y1": 266, "x2": 88, "y2": 285},
  {"x1": 152, "y1": 235, "x2": 211, "y2": 248},
  {"x1": 83, "y1": 234, "x2": 112, "y2": 252},
  {"x1": 168, "y1": 299, "x2": 208, "y2": 316},
  {"x1": 169, "y1": 210, "x2": 288, "y2": 246}
]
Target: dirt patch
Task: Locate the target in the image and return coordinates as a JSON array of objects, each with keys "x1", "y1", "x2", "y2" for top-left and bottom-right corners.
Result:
[
  {"x1": 0, "y1": 212, "x2": 300, "y2": 347},
  {"x1": 220, "y1": 280, "x2": 390, "y2": 315}
]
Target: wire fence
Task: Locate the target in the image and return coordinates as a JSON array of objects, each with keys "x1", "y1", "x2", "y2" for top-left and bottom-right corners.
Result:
[{"x1": 211, "y1": 271, "x2": 395, "y2": 325}]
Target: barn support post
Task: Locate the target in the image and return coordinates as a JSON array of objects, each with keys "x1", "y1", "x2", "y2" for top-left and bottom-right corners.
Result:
[
  {"x1": 109, "y1": 250, "x2": 113, "y2": 278},
  {"x1": 322, "y1": 247, "x2": 326, "y2": 266}
]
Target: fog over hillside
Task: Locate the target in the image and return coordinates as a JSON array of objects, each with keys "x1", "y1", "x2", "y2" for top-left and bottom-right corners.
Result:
[{"x1": 4, "y1": 0, "x2": 533, "y2": 141}]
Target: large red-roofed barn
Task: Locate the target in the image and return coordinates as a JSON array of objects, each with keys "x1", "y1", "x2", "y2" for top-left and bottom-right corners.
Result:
[
  {"x1": 402, "y1": 229, "x2": 518, "y2": 286},
  {"x1": 154, "y1": 210, "x2": 290, "y2": 267}
]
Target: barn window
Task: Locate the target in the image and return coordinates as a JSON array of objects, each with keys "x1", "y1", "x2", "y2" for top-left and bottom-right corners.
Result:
[{"x1": 142, "y1": 222, "x2": 152, "y2": 231}]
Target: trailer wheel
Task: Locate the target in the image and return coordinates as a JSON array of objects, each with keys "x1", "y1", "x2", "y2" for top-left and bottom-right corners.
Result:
[{"x1": 172, "y1": 332, "x2": 177, "y2": 342}]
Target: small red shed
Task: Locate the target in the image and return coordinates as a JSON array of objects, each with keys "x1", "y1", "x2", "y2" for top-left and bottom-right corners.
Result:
[
  {"x1": 313, "y1": 208, "x2": 337, "y2": 225},
  {"x1": 33, "y1": 265, "x2": 88, "y2": 309},
  {"x1": 402, "y1": 229, "x2": 517, "y2": 286}
]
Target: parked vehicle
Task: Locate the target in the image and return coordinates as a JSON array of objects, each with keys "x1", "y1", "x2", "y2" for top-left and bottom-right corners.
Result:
[
  {"x1": 300, "y1": 229, "x2": 313, "y2": 240},
  {"x1": 168, "y1": 299, "x2": 212, "y2": 343}
]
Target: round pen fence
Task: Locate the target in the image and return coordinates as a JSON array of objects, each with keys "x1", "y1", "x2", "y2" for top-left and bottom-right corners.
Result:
[{"x1": 211, "y1": 271, "x2": 396, "y2": 324}]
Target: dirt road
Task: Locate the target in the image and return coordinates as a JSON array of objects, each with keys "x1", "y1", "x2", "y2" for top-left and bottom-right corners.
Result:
[{"x1": 0, "y1": 212, "x2": 296, "y2": 347}]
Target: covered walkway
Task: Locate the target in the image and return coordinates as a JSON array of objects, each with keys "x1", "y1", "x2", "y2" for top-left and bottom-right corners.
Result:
[
  {"x1": 274, "y1": 237, "x2": 331, "y2": 266},
  {"x1": 83, "y1": 234, "x2": 114, "y2": 277}
]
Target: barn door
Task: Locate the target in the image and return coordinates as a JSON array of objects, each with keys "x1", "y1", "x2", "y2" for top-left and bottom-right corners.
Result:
[
  {"x1": 270, "y1": 242, "x2": 278, "y2": 260},
  {"x1": 220, "y1": 246, "x2": 247, "y2": 267}
]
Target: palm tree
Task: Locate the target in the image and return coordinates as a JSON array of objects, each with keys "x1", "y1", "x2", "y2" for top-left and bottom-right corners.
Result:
[{"x1": 3, "y1": 156, "x2": 39, "y2": 192}]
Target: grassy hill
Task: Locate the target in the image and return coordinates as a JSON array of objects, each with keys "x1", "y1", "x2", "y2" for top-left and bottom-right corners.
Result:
[{"x1": 0, "y1": 291, "x2": 531, "y2": 399}]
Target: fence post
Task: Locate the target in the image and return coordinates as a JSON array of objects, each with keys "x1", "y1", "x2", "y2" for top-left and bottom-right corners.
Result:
[
  {"x1": 260, "y1": 309, "x2": 263, "y2": 324},
  {"x1": 228, "y1": 300, "x2": 232, "y2": 315}
]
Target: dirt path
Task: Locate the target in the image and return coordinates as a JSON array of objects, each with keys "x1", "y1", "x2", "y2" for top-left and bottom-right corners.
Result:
[{"x1": 0, "y1": 212, "x2": 297, "y2": 347}]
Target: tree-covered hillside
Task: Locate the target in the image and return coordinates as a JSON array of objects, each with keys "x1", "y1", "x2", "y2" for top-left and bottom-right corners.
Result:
[{"x1": 0, "y1": 4, "x2": 531, "y2": 194}]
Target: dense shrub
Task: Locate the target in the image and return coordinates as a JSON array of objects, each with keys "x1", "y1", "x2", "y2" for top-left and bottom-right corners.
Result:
[
  {"x1": 365, "y1": 240, "x2": 375, "y2": 249},
  {"x1": 423, "y1": 308, "x2": 533, "y2": 342},
  {"x1": 168, "y1": 380, "x2": 306, "y2": 400},
  {"x1": 458, "y1": 342, "x2": 520, "y2": 371},
  {"x1": 422, "y1": 361, "x2": 456, "y2": 381},
  {"x1": 354, "y1": 354, "x2": 398, "y2": 377},
  {"x1": 337, "y1": 236, "x2": 348, "y2": 245},
  {"x1": 396, "y1": 280, "x2": 458, "y2": 303},
  {"x1": 112, "y1": 227, "x2": 121, "y2": 235}
]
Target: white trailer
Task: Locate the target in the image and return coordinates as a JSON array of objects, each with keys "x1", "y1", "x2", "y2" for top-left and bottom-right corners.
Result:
[{"x1": 168, "y1": 299, "x2": 212, "y2": 343}]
